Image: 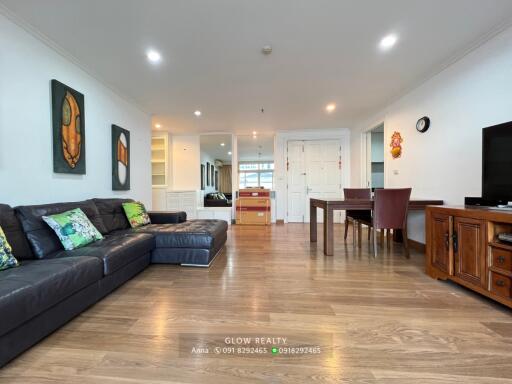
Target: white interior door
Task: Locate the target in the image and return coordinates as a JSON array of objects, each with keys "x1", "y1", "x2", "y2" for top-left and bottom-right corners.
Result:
[
  {"x1": 304, "y1": 141, "x2": 343, "y2": 223},
  {"x1": 287, "y1": 140, "x2": 343, "y2": 223},
  {"x1": 286, "y1": 141, "x2": 306, "y2": 222}
]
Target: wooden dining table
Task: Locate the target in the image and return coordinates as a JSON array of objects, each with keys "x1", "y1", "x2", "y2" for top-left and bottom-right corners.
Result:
[{"x1": 310, "y1": 198, "x2": 444, "y2": 256}]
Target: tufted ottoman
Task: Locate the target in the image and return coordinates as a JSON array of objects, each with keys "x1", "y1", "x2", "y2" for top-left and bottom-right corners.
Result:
[{"x1": 134, "y1": 220, "x2": 228, "y2": 267}]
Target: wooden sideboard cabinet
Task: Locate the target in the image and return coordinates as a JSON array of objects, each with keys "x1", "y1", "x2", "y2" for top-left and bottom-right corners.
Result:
[{"x1": 426, "y1": 206, "x2": 512, "y2": 309}]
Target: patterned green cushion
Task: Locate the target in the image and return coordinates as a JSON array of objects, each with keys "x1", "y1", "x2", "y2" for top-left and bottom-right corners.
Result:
[
  {"x1": 42, "y1": 208, "x2": 103, "y2": 251},
  {"x1": 122, "y1": 202, "x2": 151, "y2": 228},
  {"x1": 0, "y1": 226, "x2": 19, "y2": 271}
]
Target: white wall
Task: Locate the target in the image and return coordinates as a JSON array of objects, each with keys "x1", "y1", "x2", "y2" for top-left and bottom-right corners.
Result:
[
  {"x1": 275, "y1": 129, "x2": 351, "y2": 222},
  {"x1": 370, "y1": 132, "x2": 384, "y2": 162},
  {"x1": 351, "y1": 26, "x2": 512, "y2": 243},
  {"x1": 171, "y1": 135, "x2": 200, "y2": 190},
  {"x1": 0, "y1": 13, "x2": 152, "y2": 208}
]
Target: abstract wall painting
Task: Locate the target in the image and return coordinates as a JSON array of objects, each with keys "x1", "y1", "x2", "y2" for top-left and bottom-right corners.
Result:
[
  {"x1": 112, "y1": 125, "x2": 130, "y2": 190},
  {"x1": 206, "y1": 162, "x2": 211, "y2": 186},
  {"x1": 51, "y1": 80, "x2": 86, "y2": 174}
]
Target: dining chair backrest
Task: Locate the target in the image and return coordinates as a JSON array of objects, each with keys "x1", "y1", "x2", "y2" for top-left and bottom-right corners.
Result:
[
  {"x1": 373, "y1": 188, "x2": 412, "y2": 230},
  {"x1": 344, "y1": 188, "x2": 371, "y2": 200}
]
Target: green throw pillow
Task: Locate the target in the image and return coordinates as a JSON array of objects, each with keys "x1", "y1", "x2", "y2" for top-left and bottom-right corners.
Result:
[
  {"x1": 0, "y1": 226, "x2": 19, "y2": 271},
  {"x1": 122, "y1": 202, "x2": 151, "y2": 228},
  {"x1": 42, "y1": 208, "x2": 103, "y2": 251}
]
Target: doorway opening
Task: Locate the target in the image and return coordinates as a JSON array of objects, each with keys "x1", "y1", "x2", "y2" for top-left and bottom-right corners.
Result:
[{"x1": 364, "y1": 123, "x2": 385, "y2": 190}]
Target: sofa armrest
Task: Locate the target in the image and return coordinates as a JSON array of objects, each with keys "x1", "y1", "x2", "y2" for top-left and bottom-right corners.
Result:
[{"x1": 148, "y1": 211, "x2": 187, "y2": 224}]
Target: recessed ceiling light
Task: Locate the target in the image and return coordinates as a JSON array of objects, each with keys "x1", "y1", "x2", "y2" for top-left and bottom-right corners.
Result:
[
  {"x1": 220, "y1": 143, "x2": 225, "y2": 147},
  {"x1": 325, "y1": 103, "x2": 336, "y2": 113},
  {"x1": 379, "y1": 34, "x2": 398, "y2": 50},
  {"x1": 194, "y1": 110, "x2": 202, "y2": 117},
  {"x1": 155, "y1": 123, "x2": 161, "y2": 129},
  {"x1": 228, "y1": 151, "x2": 232, "y2": 155},
  {"x1": 252, "y1": 131, "x2": 257, "y2": 135},
  {"x1": 146, "y1": 49, "x2": 162, "y2": 63}
]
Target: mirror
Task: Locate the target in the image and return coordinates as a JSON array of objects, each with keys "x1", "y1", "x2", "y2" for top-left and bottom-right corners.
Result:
[
  {"x1": 200, "y1": 134, "x2": 233, "y2": 207},
  {"x1": 237, "y1": 134, "x2": 274, "y2": 190}
]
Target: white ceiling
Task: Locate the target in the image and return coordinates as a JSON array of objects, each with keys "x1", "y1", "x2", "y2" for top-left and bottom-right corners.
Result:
[
  {"x1": 200, "y1": 134, "x2": 232, "y2": 163},
  {"x1": 3, "y1": 0, "x2": 512, "y2": 133}
]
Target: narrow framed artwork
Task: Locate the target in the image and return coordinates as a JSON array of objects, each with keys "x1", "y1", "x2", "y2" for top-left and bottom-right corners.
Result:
[
  {"x1": 211, "y1": 165, "x2": 215, "y2": 188},
  {"x1": 206, "y1": 162, "x2": 210, "y2": 186},
  {"x1": 112, "y1": 125, "x2": 130, "y2": 190},
  {"x1": 215, "y1": 170, "x2": 219, "y2": 191},
  {"x1": 51, "y1": 79, "x2": 86, "y2": 174},
  {"x1": 201, "y1": 164, "x2": 205, "y2": 190}
]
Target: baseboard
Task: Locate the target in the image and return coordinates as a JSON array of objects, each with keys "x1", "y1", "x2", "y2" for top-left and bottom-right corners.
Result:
[
  {"x1": 276, "y1": 219, "x2": 285, "y2": 225},
  {"x1": 407, "y1": 238, "x2": 426, "y2": 253}
]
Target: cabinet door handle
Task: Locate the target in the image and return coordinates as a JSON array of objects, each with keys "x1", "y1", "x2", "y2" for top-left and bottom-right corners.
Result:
[
  {"x1": 496, "y1": 280, "x2": 506, "y2": 287},
  {"x1": 452, "y1": 232, "x2": 458, "y2": 253},
  {"x1": 444, "y1": 232, "x2": 450, "y2": 251},
  {"x1": 497, "y1": 256, "x2": 506, "y2": 264}
]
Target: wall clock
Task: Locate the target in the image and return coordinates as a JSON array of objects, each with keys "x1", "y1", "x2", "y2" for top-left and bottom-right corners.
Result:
[{"x1": 416, "y1": 116, "x2": 430, "y2": 133}]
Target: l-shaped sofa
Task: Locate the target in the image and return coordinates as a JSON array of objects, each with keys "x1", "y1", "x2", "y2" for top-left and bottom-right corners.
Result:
[{"x1": 0, "y1": 198, "x2": 228, "y2": 367}]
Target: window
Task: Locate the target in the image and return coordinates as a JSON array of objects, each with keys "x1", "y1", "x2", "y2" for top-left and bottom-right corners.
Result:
[{"x1": 239, "y1": 162, "x2": 274, "y2": 189}]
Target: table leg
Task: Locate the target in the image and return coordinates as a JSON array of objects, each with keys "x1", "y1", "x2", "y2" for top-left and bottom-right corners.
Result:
[
  {"x1": 357, "y1": 222, "x2": 362, "y2": 248},
  {"x1": 352, "y1": 220, "x2": 356, "y2": 248},
  {"x1": 393, "y1": 229, "x2": 403, "y2": 243},
  {"x1": 310, "y1": 202, "x2": 317, "y2": 242},
  {"x1": 323, "y1": 206, "x2": 334, "y2": 256}
]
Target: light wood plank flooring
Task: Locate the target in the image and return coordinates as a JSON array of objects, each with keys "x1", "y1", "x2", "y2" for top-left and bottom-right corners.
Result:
[{"x1": 1, "y1": 224, "x2": 511, "y2": 383}]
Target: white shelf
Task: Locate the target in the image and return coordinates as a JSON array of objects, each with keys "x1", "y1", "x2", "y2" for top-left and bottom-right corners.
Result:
[{"x1": 152, "y1": 133, "x2": 168, "y2": 188}]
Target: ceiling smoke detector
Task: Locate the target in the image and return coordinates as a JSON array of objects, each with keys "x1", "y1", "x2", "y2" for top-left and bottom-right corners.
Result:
[{"x1": 262, "y1": 45, "x2": 272, "y2": 55}]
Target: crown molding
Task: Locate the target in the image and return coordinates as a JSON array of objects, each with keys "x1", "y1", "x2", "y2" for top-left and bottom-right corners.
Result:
[
  {"x1": 0, "y1": 3, "x2": 151, "y2": 116},
  {"x1": 354, "y1": 16, "x2": 512, "y2": 129}
]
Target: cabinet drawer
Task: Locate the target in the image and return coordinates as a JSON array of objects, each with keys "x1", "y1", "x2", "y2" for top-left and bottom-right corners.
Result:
[
  {"x1": 490, "y1": 272, "x2": 512, "y2": 299},
  {"x1": 491, "y1": 248, "x2": 512, "y2": 272}
]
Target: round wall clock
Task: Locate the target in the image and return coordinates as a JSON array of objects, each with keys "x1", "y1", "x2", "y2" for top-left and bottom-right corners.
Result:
[{"x1": 416, "y1": 116, "x2": 430, "y2": 133}]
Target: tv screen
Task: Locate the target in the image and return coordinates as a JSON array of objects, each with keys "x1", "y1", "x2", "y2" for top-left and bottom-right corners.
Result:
[{"x1": 483, "y1": 121, "x2": 512, "y2": 203}]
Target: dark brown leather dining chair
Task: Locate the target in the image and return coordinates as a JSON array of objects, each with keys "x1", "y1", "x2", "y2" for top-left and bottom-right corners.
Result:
[
  {"x1": 372, "y1": 188, "x2": 412, "y2": 258},
  {"x1": 343, "y1": 188, "x2": 372, "y2": 246}
]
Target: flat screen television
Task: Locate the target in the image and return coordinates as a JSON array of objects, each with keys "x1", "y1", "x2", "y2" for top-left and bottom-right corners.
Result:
[{"x1": 482, "y1": 121, "x2": 512, "y2": 204}]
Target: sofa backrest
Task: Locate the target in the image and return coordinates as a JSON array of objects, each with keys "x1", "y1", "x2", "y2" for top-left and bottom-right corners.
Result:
[
  {"x1": 0, "y1": 204, "x2": 34, "y2": 260},
  {"x1": 15, "y1": 200, "x2": 107, "y2": 259},
  {"x1": 92, "y1": 198, "x2": 133, "y2": 234}
]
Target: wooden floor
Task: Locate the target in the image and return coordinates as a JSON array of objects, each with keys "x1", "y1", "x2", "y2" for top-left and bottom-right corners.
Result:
[{"x1": 1, "y1": 224, "x2": 512, "y2": 383}]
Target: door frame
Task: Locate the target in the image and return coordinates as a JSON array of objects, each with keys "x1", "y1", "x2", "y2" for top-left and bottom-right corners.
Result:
[{"x1": 277, "y1": 129, "x2": 350, "y2": 223}]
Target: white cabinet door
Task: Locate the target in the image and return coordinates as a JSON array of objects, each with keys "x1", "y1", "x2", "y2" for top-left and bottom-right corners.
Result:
[{"x1": 166, "y1": 191, "x2": 198, "y2": 219}]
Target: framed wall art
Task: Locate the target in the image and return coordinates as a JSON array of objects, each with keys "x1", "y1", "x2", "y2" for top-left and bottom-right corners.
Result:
[
  {"x1": 51, "y1": 80, "x2": 86, "y2": 174},
  {"x1": 112, "y1": 124, "x2": 130, "y2": 190}
]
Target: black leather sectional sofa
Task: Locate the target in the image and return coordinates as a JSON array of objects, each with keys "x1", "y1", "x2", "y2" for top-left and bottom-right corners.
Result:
[{"x1": 0, "y1": 198, "x2": 228, "y2": 367}]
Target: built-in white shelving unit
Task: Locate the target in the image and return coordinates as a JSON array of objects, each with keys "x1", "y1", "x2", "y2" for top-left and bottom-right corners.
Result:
[{"x1": 151, "y1": 134, "x2": 168, "y2": 187}]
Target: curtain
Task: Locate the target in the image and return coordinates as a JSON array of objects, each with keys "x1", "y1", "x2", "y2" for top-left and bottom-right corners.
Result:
[{"x1": 219, "y1": 165, "x2": 232, "y2": 193}]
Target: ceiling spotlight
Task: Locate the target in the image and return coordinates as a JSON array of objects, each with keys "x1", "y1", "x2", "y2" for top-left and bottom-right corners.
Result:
[
  {"x1": 379, "y1": 34, "x2": 398, "y2": 50},
  {"x1": 262, "y1": 45, "x2": 272, "y2": 55},
  {"x1": 228, "y1": 151, "x2": 232, "y2": 155},
  {"x1": 194, "y1": 110, "x2": 202, "y2": 117},
  {"x1": 155, "y1": 123, "x2": 161, "y2": 129},
  {"x1": 146, "y1": 49, "x2": 162, "y2": 63},
  {"x1": 325, "y1": 103, "x2": 336, "y2": 113},
  {"x1": 220, "y1": 143, "x2": 225, "y2": 147},
  {"x1": 252, "y1": 131, "x2": 257, "y2": 135}
]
